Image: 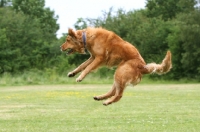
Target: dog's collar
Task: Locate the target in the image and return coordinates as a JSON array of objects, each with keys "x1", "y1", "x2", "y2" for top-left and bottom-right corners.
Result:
[{"x1": 82, "y1": 31, "x2": 87, "y2": 49}]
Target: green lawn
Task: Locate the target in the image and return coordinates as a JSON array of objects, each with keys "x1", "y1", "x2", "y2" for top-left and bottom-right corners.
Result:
[{"x1": 0, "y1": 84, "x2": 200, "y2": 132}]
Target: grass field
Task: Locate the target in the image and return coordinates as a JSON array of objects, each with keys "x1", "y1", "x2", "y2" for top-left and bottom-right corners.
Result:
[{"x1": 0, "y1": 84, "x2": 200, "y2": 132}]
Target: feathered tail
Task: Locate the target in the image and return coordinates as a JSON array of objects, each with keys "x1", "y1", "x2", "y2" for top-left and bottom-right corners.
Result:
[{"x1": 142, "y1": 51, "x2": 172, "y2": 75}]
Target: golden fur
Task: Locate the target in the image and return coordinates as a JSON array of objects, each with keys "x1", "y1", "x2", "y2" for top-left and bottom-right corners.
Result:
[{"x1": 60, "y1": 27, "x2": 172, "y2": 106}]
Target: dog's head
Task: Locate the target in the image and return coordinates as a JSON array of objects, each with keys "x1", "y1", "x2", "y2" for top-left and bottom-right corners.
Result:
[{"x1": 60, "y1": 28, "x2": 86, "y2": 55}]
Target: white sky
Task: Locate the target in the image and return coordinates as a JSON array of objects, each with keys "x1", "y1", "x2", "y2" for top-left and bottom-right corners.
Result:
[{"x1": 45, "y1": 0, "x2": 146, "y2": 38}]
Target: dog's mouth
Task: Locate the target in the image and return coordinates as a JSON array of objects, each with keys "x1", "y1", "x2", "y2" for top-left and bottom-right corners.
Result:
[{"x1": 64, "y1": 48, "x2": 74, "y2": 55}]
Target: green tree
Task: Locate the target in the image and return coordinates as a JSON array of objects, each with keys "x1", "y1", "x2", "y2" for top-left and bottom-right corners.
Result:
[
  {"x1": 74, "y1": 18, "x2": 88, "y2": 30},
  {"x1": 167, "y1": 10, "x2": 200, "y2": 80},
  {"x1": 0, "y1": 28, "x2": 10, "y2": 73},
  {"x1": 146, "y1": 0, "x2": 196, "y2": 20},
  {"x1": 0, "y1": 8, "x2": 28, "y2": 73},
  {"x1": 0, "y1": 0, "x2": 11, "y2": 7},
  {"x1": 12, "y1": 0, "x2": 59, "y2": 41},
  {"x1": 178, "y1": 11, "x2": 200, "y2": 79},
  {"x1": 167, "y1": 22, "x2": 184, "y2": 80},
  {"x1": 10, "y1": 0, "x2": 60, "y2": 70},
  {"x1": 0, "y1": 7, "x2": 59, "y2": 73}
]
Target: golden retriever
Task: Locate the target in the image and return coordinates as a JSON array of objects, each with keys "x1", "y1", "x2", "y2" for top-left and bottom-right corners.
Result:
[{"x1": 60, "y1": 27, "x2": 172, "y2": 106}]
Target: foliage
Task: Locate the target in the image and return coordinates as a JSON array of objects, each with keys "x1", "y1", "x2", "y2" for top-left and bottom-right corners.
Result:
[
  {"x1": 167, "y1": 11, "x2": 200, "y2": 80},
  {"x1": 0, "y1": 0, "x2": 11, "y2": 7},
  {"x1": 0, "y1": 1, "x2": 61, "y2": 74},
  {"x1": 145, "y1": 0, "x2": 196, "y2": 20},
  {"x1": 74, "y1": 18, "x2": 88, "y2": 30},
  {"x1": 12, "y1": 0, "x2": 59, "y2": 41},
  {"x1": 0, "y1": 0, "x2": 199, "y2": 82}
]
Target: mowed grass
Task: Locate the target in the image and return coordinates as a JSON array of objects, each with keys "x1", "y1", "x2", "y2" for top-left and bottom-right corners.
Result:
[{"x1": 0, "y1": 84, "x2": 200, "y2": 132}]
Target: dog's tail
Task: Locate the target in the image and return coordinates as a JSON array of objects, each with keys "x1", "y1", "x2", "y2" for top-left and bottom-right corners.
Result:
[{"x1": 142, "y1": 51, "x2": 172, "y2": 75}]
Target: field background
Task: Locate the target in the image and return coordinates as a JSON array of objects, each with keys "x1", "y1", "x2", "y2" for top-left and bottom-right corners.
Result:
[{"x1": 0, "y1": 84, "x2": 200, "y2": 132}]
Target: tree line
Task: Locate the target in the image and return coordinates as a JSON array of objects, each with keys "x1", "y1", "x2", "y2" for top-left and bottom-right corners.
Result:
[{"x1": 0, "y1": 0, "x2": 200, "y2": 81}]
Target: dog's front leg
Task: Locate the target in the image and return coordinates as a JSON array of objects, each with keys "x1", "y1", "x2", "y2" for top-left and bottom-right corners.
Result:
[
  {"x1": 76, "y1": 57, "x2": 103, "y2": 82},
  {"x1": 68, "y1": 56, "x2": 94, "y2": 77}
]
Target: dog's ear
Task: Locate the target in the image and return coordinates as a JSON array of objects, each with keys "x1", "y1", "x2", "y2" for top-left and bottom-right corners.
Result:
[{"x1": 68, "y1": 28, "x2": 77, "y2": 38}]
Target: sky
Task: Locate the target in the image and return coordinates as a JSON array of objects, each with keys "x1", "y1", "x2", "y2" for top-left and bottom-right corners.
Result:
[{"x1": 45, "y1": 0, "x2": 146, "y2": 38}]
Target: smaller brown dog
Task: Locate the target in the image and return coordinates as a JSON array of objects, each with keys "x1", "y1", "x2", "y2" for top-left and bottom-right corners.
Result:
[{"x1": 60, "y1": 27, "x2": 172, "y2": 106}]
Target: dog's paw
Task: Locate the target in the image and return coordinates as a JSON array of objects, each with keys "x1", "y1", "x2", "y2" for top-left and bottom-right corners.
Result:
[
  {"x1": 103, "y1": 102, "x2": 109, "y2": 106},
  {"x1": 103, "y1": 101, "x2": 112, "y2": 106},
  {"x1": 68, "y1": 72, "x2": 75, "y2": 77},
  {"x1": 76, "y1": 77, "x2": 82, "y2": 82},
  {"x1": 93, "y1": 96, "x2": 101, "y2": 101}
]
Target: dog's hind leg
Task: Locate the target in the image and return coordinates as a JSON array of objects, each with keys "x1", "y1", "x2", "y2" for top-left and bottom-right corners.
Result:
[
  {"x1": 102, "y1": 63, "x2": 130, "y2": 106},
  {"x1": 102, "y1": 81, "x2": 125, "y2": 106},
  {"x1": 102, "y1": 61, "x2": 140, "y2": 106},
  {"x1": 93, "y1": 83, "x2": 116, "y2": 101}
]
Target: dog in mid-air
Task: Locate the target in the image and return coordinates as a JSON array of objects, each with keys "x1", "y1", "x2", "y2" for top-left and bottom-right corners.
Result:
[{"x1": 60, "y1": 27, "x2": 172, "y2": 106}]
